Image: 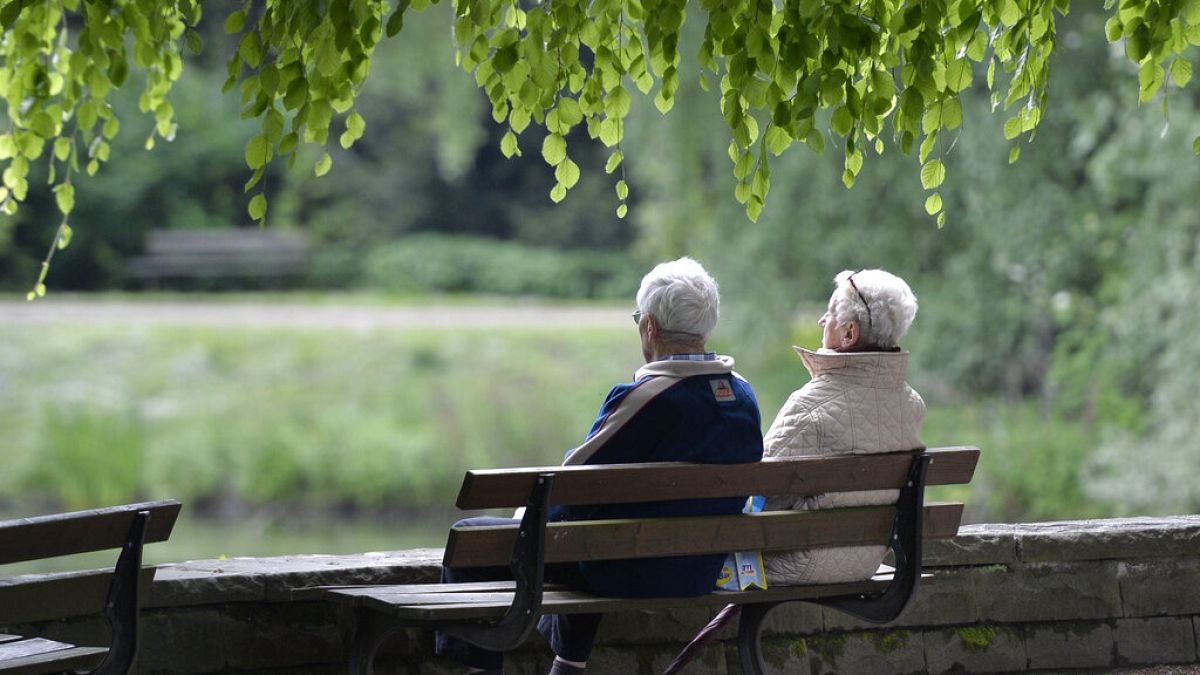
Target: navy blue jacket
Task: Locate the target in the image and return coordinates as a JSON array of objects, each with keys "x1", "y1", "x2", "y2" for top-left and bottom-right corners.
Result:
[{"x1": 549, "y1": 356, "x2": 763, "y2": 597}]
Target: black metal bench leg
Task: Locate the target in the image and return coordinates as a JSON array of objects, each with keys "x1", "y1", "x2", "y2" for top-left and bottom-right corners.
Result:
[
  {"x1": 438, "y1": 472, "x2": 554, "y2": 652},
  {"x1": 89, "y1": 509, "x2": 150, "y2": 675},
  {"x1": 737, "y1": 602, "x2": 779, "y2": 675},
  {"x1": 348, "y1": 609, "x2": 408, "y2": 675},
  {"x1": 815, "y1": 454, "x2": 931, "y2": 623}
]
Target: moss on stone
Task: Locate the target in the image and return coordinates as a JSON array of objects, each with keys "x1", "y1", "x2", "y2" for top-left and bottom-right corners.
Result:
[
  {"x1": 956, "y1": 626, "x2": 999, "y2": 652},
  {"x1": 807, "y1": 633, "x2": 848, "y2": 660},
  {"x1": 869, "y1": 630, "x2": 909, "y2": 653},
  {"x1": 790, "y1": 638, "x2": 808, "y2": 657}
]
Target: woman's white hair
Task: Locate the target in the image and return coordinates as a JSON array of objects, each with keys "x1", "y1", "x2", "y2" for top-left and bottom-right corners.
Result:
[
  {"x1": 636, "y1": 257, "x2": 720, "y2": 342},
  {"x1": 831, "y1": 269, "x2": 918, "y2": 350}
]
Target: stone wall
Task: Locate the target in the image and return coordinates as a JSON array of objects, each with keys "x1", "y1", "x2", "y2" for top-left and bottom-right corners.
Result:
[{"x1": 4, "y1": 516, "x2": 1200, "y2": 674}]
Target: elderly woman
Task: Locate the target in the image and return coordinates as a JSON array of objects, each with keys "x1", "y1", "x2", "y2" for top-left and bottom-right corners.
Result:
[
  {"x1": 436, "y1": 257, "x2": 763, "y2": 675},
  {"x1": 762, "y1": 268, "x2": 925, "y2": 585}
]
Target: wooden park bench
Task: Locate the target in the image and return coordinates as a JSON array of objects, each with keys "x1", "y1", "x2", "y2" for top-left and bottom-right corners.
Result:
[
  {"x1": 0, "y1": 500, "x2": 181, "y2": 675},
  {"x1": 305, "y1": 446, "x2": 978, "y2": 674},
  {"x1": 126, "y1": 229, "x2": 309, "y2": 287}
]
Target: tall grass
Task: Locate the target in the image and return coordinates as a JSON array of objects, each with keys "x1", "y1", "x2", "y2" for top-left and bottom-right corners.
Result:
[{"x1": 0, "y1": 306, "x2": 1124, "y2": 547}]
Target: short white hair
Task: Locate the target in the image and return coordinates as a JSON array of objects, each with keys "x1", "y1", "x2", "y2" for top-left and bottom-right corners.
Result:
[
  {"x1": 636, "y1": 257, "x2": 720, "y2": 341},
  {"x1": 831, "y1": 269, "x2": 918, "y2": 349}
]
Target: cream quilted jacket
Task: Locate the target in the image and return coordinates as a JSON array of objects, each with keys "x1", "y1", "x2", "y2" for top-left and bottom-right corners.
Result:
[{"x1": 762, "y1": 347, "x2": 926, "y2": 585}]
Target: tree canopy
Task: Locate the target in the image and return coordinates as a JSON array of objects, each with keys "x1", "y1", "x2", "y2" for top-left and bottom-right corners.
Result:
[{"x1": 2, "y1": 0, "x2": 1198, "y2": 298}]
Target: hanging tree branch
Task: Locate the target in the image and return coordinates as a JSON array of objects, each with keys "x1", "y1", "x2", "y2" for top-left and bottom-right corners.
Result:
[{"x1": 1, "y1": 0, "x2": 1198, "y2": 296}]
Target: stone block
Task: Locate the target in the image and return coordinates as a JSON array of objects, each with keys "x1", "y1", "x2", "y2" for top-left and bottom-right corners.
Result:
[
  {"x1": 1016, "y1": 516, "x2": 1200, "y2": 564},
  {"x1": 1024, "y1": 621, "x2": 1114, "y2": 670},
  {"x1": 650, "y1": 642, "x2": 731, "y2": 675},
  {"x1": 974, "y1": 561, "x2": 1121, "y2": 623},
  {"x1": 1115, "y1": 616, "x2": 1197, "y2": 665},
  {"x1": 823, "y1": 566, "x2": 979, "y2": 633},
  {"x1": 926, "y1": 525, "x2": 1018, "y2": 567},
  {"x1": 583, "y1": 645, "x2": 641, "y2": 674},
  {"x1": 149, "y1": 549, "x2": 444, "y2": 607},
  {"x1": 924, "y1": 625, "x2": 1026, "y2": 674},
  {"x1": 138, "y1": 602, "x2": 343, "y2": 673},
  {"x1": 1119, "y1": 558, "x2": 1200, "y2": 617},
  {"x1": 805, "y1": 630, "x2": 925, "y2": 675},
  {"x1": 760, "y1": 600, "x2": 825, "y2": 636},
  {"x1": 758, "y1": 635, "x2": 817, "y2": 675},
  {"x1": 596, "y1": 607, "x2": 718, "y2": 644}
]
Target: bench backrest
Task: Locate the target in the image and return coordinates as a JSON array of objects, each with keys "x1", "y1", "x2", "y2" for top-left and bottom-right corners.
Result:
[
  {"x1": 444, "y1": 447, "x2": 977, "y2": 568},
  {"x1": 0, "y1": 500, "x2": 181, "y2": 566}
]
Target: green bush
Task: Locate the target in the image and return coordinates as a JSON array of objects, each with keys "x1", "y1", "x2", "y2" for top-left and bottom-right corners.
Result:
[{"x1": 361, "y1": 235, "x2": 642, "y2": 299}]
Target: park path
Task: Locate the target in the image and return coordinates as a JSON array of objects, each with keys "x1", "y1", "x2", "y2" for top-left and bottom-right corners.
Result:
[{"x1": 0, "y1": 296, "x2": 631, "y2": 330}]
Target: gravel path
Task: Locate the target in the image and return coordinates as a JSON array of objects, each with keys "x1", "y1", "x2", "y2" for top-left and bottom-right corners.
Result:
[{"x1": 0, "y1": 297, "x2": 631, "y2": 330}]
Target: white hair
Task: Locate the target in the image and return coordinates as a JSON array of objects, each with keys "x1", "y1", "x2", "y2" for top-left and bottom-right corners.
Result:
[
  {"x1": 831, "y1": 269, "x2": 918, "y2": 350},
  {"x1": 635, "y1": 257, "x2": 720, "y2": 341}
]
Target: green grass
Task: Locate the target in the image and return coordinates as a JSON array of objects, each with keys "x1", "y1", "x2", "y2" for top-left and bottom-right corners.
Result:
[{"x1": 0, "y1": 298, "x2": 1121, "y2": 564}]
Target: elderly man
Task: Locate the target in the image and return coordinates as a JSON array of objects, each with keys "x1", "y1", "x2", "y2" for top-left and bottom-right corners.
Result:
[{"x1": 435, "y1": 257, "x2": 764, "y2": 675}]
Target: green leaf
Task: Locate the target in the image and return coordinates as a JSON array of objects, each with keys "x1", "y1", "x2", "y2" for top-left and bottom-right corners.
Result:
[
  {"x1": 556, "y1": 98, "x2": 583, "y2": 128},
  {"x1": 1009, "y1": 146, "x2": 1021, "y2": 163},
  {"x1": 1004, "y1": 116, "x2": 1022, "y2": 140},
  {"x1": 54, "y1": 138, "x2": 71, "y2": 161},
  {"x1": 347, "y1": 111, "x2": 366, "y2": 137},
  {"x1": 616, "y1": 203, "x2": 628, "y2": 218},
  {"x1": 1104, "y1": 17, "x2": 1122, "y2": 42},
  {"x1": 245, "y1": 135, "x2": 270, "y2": 170},
  {"x1": 1170, "y1": 58, "x2": 1193, "y2": 87},
  {"x1": 921, "y1": 159, "x2": 946, "y2": 189},
  {"x1": 248, "y1": 193, "x2": 267, "y2": 220},
  {"x1": 224, "y1": 10, "x2": 247, "y2": 34},
  {"x1": 542, "y1": 133, "x2": 567, "y2": 165},
  {"x1": 57, "y1": 224, "x2": 73, "y2": 250},
  {"x1": 605, "y1": 86, "x2": 632, "y2": 119},
  {"x1": 315, "y1": 152, "x2": 332, "y2": 177},
  {"x1": 924, "y1": 192, "x2": 943, "y2": 215},
  {"x1": 1139, "y1": 62, "x2": 1165, "y2": 102},
  {"x1": 616, "y1": 179, "x2": 629, "y2": 200},
  {"x1": 945, "y1": 58, "x2": 972, "y2": 93},
  {"x1": 550, "y1": 183, "x2": 567, "y2": 203},
  {"x1": 831, "y1": 106, "x2": 854, "y2": 136},
  {"x1": 54, "y1": 183, "x2": 75, "y2": 215},
  {"x1": 1194, "y1": 136, "x2": 1200, "y2": 155},
  {"x1": 501, "y1": 130, "x2": 520, "y2": 158},
  {"x1": 605, "y1": 151, "x2": 624, "y2": 174},
  {"x1": 555, "y1": 158, "x2": 580, "y2": 188}
]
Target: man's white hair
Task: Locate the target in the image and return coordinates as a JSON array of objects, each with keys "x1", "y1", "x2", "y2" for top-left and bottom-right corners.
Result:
[
  {"x1": 636, "y1": 257, "x2": 720, "y2": 341},
  {"x1": 831, "y1": 269, "x2": 918, "y2": 350}
]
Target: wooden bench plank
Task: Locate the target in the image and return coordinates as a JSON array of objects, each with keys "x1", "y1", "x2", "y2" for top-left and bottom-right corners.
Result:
[
  {"x1": 445, "y1": 502, "x2": 963, "y2": 568},
  {"x1": 456, "y1": 446, "x2": 979, "y2": 509},
  {"x1": 0, "y1": 500, "x2": 181, "y2": 566},
  {"x1": 325, "y1": 575, "x2": 910, "y2": 621},
  {"x1": 0, "y1": 640, "x2": 107, "y2": 675}
]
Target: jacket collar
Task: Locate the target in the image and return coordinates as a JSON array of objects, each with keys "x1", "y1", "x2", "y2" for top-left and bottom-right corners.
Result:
[
  {"x1": 636, "y1": 354, "x2": 736, "y2": 380},
  {"x1": 794, "y1": 347, "x2": 910, "y2": 388}
]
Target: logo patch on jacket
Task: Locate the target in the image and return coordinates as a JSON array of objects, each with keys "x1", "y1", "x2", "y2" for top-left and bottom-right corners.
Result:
[{"x1": 710, "y1": 378, "x2": 736, "y2": 402}]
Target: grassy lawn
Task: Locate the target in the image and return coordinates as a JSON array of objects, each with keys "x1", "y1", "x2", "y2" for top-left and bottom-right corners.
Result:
[{"x1": 1, "y1": 294, "x2": 1108, "y2": 563}]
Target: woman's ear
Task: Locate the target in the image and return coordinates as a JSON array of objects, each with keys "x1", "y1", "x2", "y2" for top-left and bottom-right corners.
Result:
[{"x1": 839, "y1": 321, "x2": 860, "y2": 351}]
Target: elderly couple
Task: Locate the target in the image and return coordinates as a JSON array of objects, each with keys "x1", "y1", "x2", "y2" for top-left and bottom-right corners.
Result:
[{"x1": 438, "y1": 258, "x2": 925, "y2": 675}]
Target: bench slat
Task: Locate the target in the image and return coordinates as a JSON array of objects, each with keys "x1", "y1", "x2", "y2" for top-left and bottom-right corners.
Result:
[
  {"x1": 323, "y1": 574, "x2": 912, "y2": 621},
  {"x1": 0, "y1": 640, "x2": 107, "y2": 675},
  {"x1": 456, "y1": 446, "x2": 979, "y2": 510},
  {"x1": 0, "y1": 500, "x2": 181, "y2": 566},
  {"x1": 444, "y1": 502, "x2": 963, "y2": 568}
]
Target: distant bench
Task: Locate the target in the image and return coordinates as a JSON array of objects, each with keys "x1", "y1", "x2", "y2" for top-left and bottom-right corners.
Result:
[
  {"x1": 126, "y1": 230, "x2": 309, "y2": 286},
  {"x1": 299, "y1": 446, "x2": 979, "y2": 675},
  {"x1": 0, "y1": 500, "x2": 181, "y2": 675}
]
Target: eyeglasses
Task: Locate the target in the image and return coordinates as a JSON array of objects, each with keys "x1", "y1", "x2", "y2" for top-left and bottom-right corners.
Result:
[
  {"x1": 847, "y1": 272, "x2": 873, "y2": 332},
  {"x1": 632, "y1": 310, "x2": 643, "y2": 325}
]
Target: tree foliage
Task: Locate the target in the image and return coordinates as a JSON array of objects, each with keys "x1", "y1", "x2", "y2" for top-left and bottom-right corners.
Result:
[{"x1": 2, "y1": 0, "x2": 1199, "y2": 297}]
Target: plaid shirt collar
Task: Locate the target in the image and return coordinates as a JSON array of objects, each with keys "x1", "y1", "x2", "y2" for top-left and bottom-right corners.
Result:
[{"x1": 664, "y1": 352, "x2": 718, "y2": 361}]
